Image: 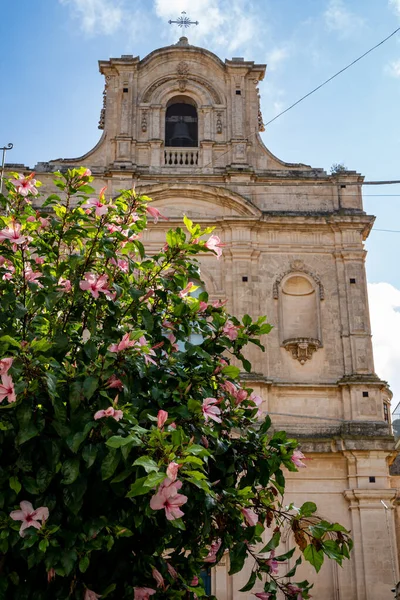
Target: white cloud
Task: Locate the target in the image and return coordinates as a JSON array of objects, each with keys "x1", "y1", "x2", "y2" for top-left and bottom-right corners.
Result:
[
  {"x1": 324, "y1": 0, "x2": 365, "y2": 38},
  {"x1": 368, "y1": 282, "x2": 400, "y2": 409},
  {"x1": 154, "y1": 0, "x2": 259, "y2": 53},
  {"x1": 59, "y1": 0, "x2": 123, "y2": 35},
  {"x1": 267, "y1": 46, "x2": 290, "y2": 72},
  {"x1": 389, "y1": 0, "x2": 400, "y2": 17},
  {"x1": 386, "y1": 59, "x2": 400, "y2": 78}
]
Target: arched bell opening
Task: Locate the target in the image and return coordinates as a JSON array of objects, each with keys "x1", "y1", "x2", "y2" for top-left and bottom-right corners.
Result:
[{"x1": 165, "y1": 96, "x2": 198, "y2": 147}]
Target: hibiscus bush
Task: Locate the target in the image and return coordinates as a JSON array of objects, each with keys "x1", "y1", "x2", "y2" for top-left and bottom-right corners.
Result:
[{"x1": 0, "y1": 169, "x2": 352, "y2": 600}]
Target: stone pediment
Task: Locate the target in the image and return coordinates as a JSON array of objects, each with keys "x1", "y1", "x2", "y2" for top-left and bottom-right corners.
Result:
[{"x1": 135, "y1": 183, "x2": 261, "y2": 220}]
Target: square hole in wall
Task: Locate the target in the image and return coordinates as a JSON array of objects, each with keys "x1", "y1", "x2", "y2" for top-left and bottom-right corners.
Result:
[
  {"x1": 340, "y1": 184, "x2": 346, "y2": 189},
  {"x1": 236, "y1": 90, "x2": 241, "y2": 95},
  {"x1": 350, "y1": 278, "x2": 356, "y2": 284},
  {"x1": 363, "y1": 391, "x2": 369, "y2": 397},
  {"x1": 123, "y1": 88, "x2": 129, "y2": 93},
  {"x1": 242, "y1": 276, "x2": 248, "y2": 282},
  {"x1": 369, "y1": 476, "x2": 376, "y2": 483}
]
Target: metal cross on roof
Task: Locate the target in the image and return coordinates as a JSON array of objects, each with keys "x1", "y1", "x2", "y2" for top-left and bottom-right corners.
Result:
[{"x1": 168, "y1": 11, "x2": 199, "y2": 28}]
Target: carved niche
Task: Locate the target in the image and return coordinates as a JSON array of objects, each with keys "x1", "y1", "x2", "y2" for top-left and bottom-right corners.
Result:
[{"x1": 275, "y1": 263, "x2": 324, "y2": 365}]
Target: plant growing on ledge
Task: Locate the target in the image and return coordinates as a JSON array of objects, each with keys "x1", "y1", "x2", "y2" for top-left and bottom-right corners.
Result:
[{"x1": 0, "y1": 169, "x2": 352, "y2": 599}]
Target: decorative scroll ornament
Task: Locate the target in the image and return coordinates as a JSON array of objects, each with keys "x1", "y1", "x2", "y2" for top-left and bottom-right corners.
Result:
[
  {"x1": 177, "y1": 61, "x2": 189, "y2": 76},
  {"x1": 216, "y1": 112, "x2": 222, "y2": 134},
  {"x1": 141, "y1": 110, "x2": 147, "y2": 132},
  {"x1": 283, "y1": 338, "x2": 321, "y2": 365},
  {"x1": 256, "y1": 86, "x2": 265, "y2": 132},
  {"x1": 176, "y1": 61, "x2": 189, "y2": 92},
  {"x1": 98, "y1": 75, "x2": 111, "y2": 130}
]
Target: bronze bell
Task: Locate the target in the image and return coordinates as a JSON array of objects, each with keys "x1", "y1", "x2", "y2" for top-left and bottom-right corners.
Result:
[{"x1": 170, "y1": 117, "x2": 193, "y2": 146}]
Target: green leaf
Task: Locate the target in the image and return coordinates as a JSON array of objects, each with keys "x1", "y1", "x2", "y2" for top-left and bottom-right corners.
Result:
[
  {"x1": 61, "y1": 549, "x2": 77, "y2": 576},
  {"x1": 106, "y1": 435, "x2": 140, "y2": 449},
  {"x1": 186, "y1": 444, "x2": 210, "y2": 457},
  {"x1": 101, "y1": 584, "x2": 117, "y2": 598},
  {"x1": 101, "y1": 449, "x2": 120, "y2": 480},
  {"x1": 183, "y1": 214, "x2": 195, "y2": 234},
  {"x1": 126, "y1": 476, "x2": 149, "y2": 498},
  {"x1": 79, "y1": 556, "x2": 90, "y2": 573},
  {"x1": 0, "y1": 335, "x2": 21, "y2": 348},
  {"x1": 299, "y1": 502, "x2": 317, "y2": 517},
  {"x1": 221, "y1": 365, "x2": 240, "y2": 379},
  {"x1": 82, "y1": 444, "x2": 98, "y2": 468},
  {"x1": 83, "y1": 376, "x2": 99, "y2": 400},
  {"x1": 84, "y1": 340, "x2": 97, "y2": 360},
  {"x1": 239, "y1": 570, "x2": 257, "y2": 592},
  {"x1": 132, "y1": 456, "x2": 159, "y2": 473},
  {"x1": 61, "y1": 458, "x2": 80, "y2": 484},
  {"x1": 31, "y1": 338, "x2": 52, "y2": 353},
  {"x1": 143, "y1": 471, "x2": 166, "y2": 488},
  {"x1": 260, "y1": 532, "x2": 281, "y2": 553},
  {"x1": 39, "y1": 539, "x2": 49, "y2": 553},
  {"x1": 242, "y1": 314, "x2": 252, "y2": 327},
  {"x1": 229, "y1": 542, "x2": 247, "y2": 575},
  {"x1": 69, "y1": 381, "x2": 83, "y2": 412},
  {"x1": 9, "y1": 476, "x2": 21, "y2": 495},
  {"x1": 303, "y1": 544, "x2": 324, "y2": 573}
]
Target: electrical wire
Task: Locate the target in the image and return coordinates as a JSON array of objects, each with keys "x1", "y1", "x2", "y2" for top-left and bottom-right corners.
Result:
[
  {"x1": 263, "y1": 25, "x2": 400, "y2": 128},
  {"x1": 195, "y1": 25, "x2": 400, "y2": 173}
]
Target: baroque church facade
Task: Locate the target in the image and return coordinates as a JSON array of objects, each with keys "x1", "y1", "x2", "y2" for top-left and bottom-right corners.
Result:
[{"x1": 12, "y1": 37, "x2": 399, "y2": 599}]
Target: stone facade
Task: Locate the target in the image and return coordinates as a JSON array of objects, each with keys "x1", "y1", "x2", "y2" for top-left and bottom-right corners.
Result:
[{"x1": 8, "y1": 36, "x2": 399, "y2": 599}]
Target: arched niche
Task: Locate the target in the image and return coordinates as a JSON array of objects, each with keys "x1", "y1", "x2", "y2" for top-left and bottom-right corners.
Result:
[
  {"x1": 165, "y1": 95, "x2": 198, "y2": 148},
  {"x1": 276, "y1": 271, "x2": 323, "y2": 365}
]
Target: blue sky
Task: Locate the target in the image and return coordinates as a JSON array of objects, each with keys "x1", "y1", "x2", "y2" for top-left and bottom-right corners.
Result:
[{"x1": 1, "y1": 0, "x2": 400, "y2": 401}]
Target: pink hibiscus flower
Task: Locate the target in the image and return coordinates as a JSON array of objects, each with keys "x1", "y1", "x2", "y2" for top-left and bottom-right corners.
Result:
[
  {"x1": 150, "y1": 478, "x2": 188, "y2": 521},
  {"x1": 179, "y1": 282, "x2": 194, "y2": 298},
  {"x1": 110, "y1": 257, "x2": 129, "y2": 273},
  {"x1": 157, "y1": 409, "x2": 168, "y2": 429},
  {"x1": 204, "y1": 539, "x2": 222, "y2": 563},
  {"x1": 152, "y1": 568, "x2": 165, "y2": 589},
  {"x1": 10, "y1": 173, "x2": 38, "y2": 197},
  {"x1": 242, "y1": 507, "x2": 258, "y2": 527},
  {"x1": 222, "y1": 321, "x2": 239, "y2": 341},
  {"x1": 57, "y1": 277, "x2": 72, "y2": 293},
  {"x1": 205, "y1": 234, "x2": 225, "y2": 259},
  {"x1": 254, "y1": 594, "x2": 272, "y2": 600},
  {"x1": 0, "y1": 221, "x2": 29, "y2": 248},
  {"x1": 85, "y1": 185, "x2": 110, "y2": 217},
  {"x1": 166, "y1": 461, "x2": 180, "y2": 482},
  {"x1": 0, "y1": 357, "x2": 13, "y2": 376},
  {"x1": 79, "y1": 272, "x2": 110, "y2": 299},
  {"x1": 0, "y1": 374, "x2": 16, "y2": 403},
  {"x1": 134, "y1": 588, "x2": 156, "y2": 600},
  {"x1": 291, "y1": 449, "x2": 307, "y2": 469},
  {"x1": 107, "y1": 375, "x2": 123, "y2": 390},
  {"x1": 10, "y1": 501, "x2": 49, "y2": 537},
  {"x1": 266, "y1": 550, "x2": 279, "y2": 575},
  {"x1": 146, "y1": 205, "x2": 168, "y2": 224},
  {"x1": 286, "y1": 584, "x2": 303, "y2": 600},
  {"x1": 24, "y1": 265, "x2": 43, "y2": 286},
  {"x1": 108, "y1": 332, "x2": 136, "y2": 353},
  {"x1": 202, "y1": 397, "x2": 222, "y2": 423},
  {"x1": 84, "y1": 590, "x2": 102, "y2": 600},
  {"x1": 94, "y1": 406, "x2": 123, "y2": 421},
  {"x1": 167, "y1": 563, "x2": 178, "y2": 580}
]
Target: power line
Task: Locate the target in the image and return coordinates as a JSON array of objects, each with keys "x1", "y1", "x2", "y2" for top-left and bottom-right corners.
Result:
[
  {"x1": 263, "y1": 25, "x2": 400, "y2": 127},
  {"x1": 195, "y1": 25, "x2": 400, "y2": 172}
]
